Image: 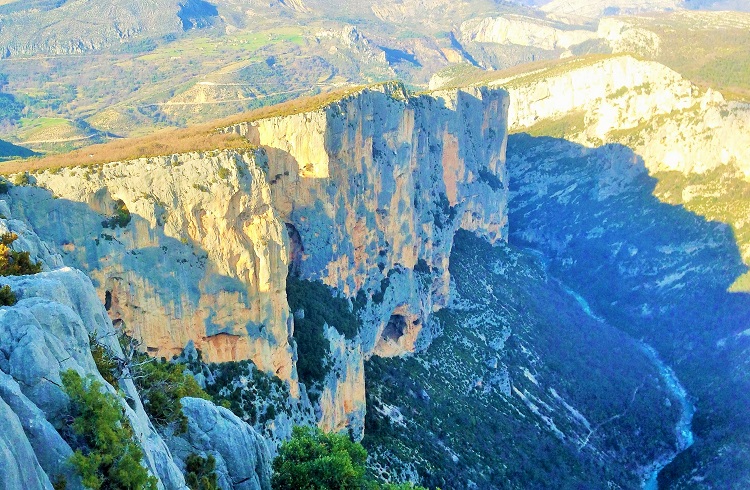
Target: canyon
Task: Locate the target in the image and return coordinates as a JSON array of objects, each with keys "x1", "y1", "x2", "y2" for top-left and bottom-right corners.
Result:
[{"x1": 1, "y1": 37, "x2": 749, "y2": 490}]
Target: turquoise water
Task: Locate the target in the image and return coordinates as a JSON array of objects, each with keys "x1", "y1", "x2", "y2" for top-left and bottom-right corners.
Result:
[{"x1": 535, "y1": 249, "x2": 695, "y2": 489}]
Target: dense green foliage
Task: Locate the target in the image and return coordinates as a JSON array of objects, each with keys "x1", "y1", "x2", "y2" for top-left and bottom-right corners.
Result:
[
  {"x1": 0, "y1": 232, "x2": 42, "y2": 276},
  {"x1": 61, "y1": 370, "x2": 158, "y2": 490},
  {"x1": 273, "y1": 426, "x2": 367, "y2": 490},
  {"x1": 286, "y1": 277, "x2": 362, "y2": 392},
  {"x1": 287, "y1": 277, "x2": 360, "y2": 339},
  {"x1": 0, "y1": 93, "x2": 23, "y2": 122},
  {"x1": 185, "y1": 453, "x2": 219, "y2": 490},
  {"x1": 273, "y1": 426, "x2": 425, "y2": 490},
  {"x1": 0, "y1": 284, "x2": 17, "y2": 306},
  {"x1": 364, "y1": 229, "x2": 682, "y2": 488}
]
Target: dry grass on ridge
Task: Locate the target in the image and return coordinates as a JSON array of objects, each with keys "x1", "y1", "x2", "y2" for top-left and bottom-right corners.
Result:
[{"x1": 2, "y1": 85, "x2": 366, "y2": 175}]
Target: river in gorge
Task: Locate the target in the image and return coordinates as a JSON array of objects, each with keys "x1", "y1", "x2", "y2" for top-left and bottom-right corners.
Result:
[{"x1": 524, "y1": 247, "x2": 695, "y2": 489}]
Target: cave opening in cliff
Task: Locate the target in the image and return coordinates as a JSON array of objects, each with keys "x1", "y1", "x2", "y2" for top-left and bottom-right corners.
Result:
[
  {"x1": 382, "y1": 314, "x2": 407, "y2": 342},
  {"x1": 286, "y1": 223, "x2": 304, "y2": 277}
]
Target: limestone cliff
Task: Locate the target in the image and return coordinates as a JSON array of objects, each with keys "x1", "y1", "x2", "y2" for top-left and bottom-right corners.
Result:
[
  {"x1": 456, "y1": 16, "x2": 660, "y2": 64},
  {"x1": 481, "y1": 54, "x2": 750, "y2": 177},
  {"x1": 0, "y1": 202, "x2": 186, "y2": 489},
  {"x1": 477, "y1": 54, "x2": 750, "y2": 265},
  {"x1": 460, "y1": 15, "x2": 599, "y2": 52},
  {"x1": 222, "y1": 83, "x2": 508, "y2": 356},
  {"x1": 10, "y1": 83, "x2": 510, "y2": 436},
  {"x1": 9, "y1": 150, "x2": 295, "y2": 383},
  {"x1": 0, "y1": 200, "x2": 272, "y2": 490}
]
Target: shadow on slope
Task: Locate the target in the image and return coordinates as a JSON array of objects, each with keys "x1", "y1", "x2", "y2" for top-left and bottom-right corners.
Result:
[
  {"x1": 0, "y1": 139, "x2": 36, "y2": 161},
  {"x1": 363, "y1": 231, "x2": 683, "y2": 489},
  {"x1": 4, "y1": 180, "x2": 278, "y2": 360},
  {"x1": 506, "y1": 133, "x2": 750, "y2": 488}
]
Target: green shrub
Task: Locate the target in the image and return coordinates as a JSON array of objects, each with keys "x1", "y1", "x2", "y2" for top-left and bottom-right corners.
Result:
[
  {"x1": 133, "y1": 355, "x2": 211, "y2": 433},
  {"x1": 0, "y1": 232, "x2": 42, "y2": 276},
  {"x1": 52, "y1": 475, "x2": 68, "y2": 490},
  {"x1": 102, "y1": 200, "x2": 131, "y2": 229},
  {"x1": 272, "y1": 426, "x2": 367, "y2": 490},
  {"x1": 11, "y1": 172, "x2": 31, "y2": 187},
  {"x1": 185, "y1": 453, "x2": 219, "y2": 490},
  {"x1": 89, "y1": 332, "x2": 211, "y2": 433},
  {"x1": 0, "y1": 284, "x2": 17, "y2": 306},
  {"x1": 90, "y1": 334, "x2": 120, "y2": 386},
  {"x1": 272, "y1": 426, "x2": 426, "y2": 490},
  {"x1": 61, "y1": 370, "x2": 158, "y2": 490}
]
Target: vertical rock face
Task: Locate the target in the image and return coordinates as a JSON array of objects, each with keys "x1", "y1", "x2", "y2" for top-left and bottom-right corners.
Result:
[
  {"x1": 13, "y1": 83, "x2": 510, "y2": 434},
  {"x1": 225, "y1": 83, "x2": 509, "y2": 356},
  {"x1": 0, "y1": 390, "x2": 53, "y2": 490},
  {"x1": 494, "y1": 55, "x2": 699, "y2": 135},
  {"x1": 460, "y1": 16, "x2": 598, "y2": 51},
  {"x1": 224, "y1": 84, "x2": 509, "y2": 433},
  {"x1": 0, "y1": 202, "x2": 274, "y2": 489},
  {"x1": 487, "y1": 54, "x2": 750, "y2": 177},
  {"x1": 9, "y1": 151, "x2": 296, "y2": 386},
  {"x1": 0, "y1": 204, "x2": 188, "y2": 489}
]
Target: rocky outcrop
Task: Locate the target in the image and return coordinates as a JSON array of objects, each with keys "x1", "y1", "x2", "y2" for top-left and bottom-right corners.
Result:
[
  {"x1": 170, "y1": 397, "x2": 272, "y2": 490},
  {"x1": 0, "y1": 388, "x2": 53, "y2": 490},
  {"x1": 460, "y1": 16, "x2": 598, "y2": 52},
  {"x1": 456, "y1": 15, "x2": 660, "y2": 61},
  {"x1": 12, "y1": 82, "x2": 509, "y2": 435},
  {"x1": 0, "y1": 204, "x2": 191, "y2": 489},
  {"x1": 222, "y1": 83, "x2": 509, "y2": 432},
  {"x1": 224, "y1": 83, "x2": 508, "y2": 352},
  {"x1": 484, "y1": 54, "x2": 750, "y2": 177},
  {"x1": 597, "y1": 18, "x2": 660, "y2": 56},
  {"x1": 0, "y1": 370, "x2": 80, "y2": 490},
  {"x1": 318, "y1": 326, "x2": 366, "y2": 435},
  {"x1": 492, "y1": 55, "x2": 698, "y2": 133},
  {"x1": 8, "y1": 150, "x2": 295, "y2": 385}
]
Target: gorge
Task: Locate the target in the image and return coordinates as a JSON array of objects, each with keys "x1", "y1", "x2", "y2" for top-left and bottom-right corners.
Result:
[{"x1": 1, "y1": 44, "x2": 749, "y2": 490}]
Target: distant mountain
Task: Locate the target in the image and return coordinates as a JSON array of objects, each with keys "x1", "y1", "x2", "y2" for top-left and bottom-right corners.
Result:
[{"x1": 1, "y1": 0, "x2": 748, "y2": 148}]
